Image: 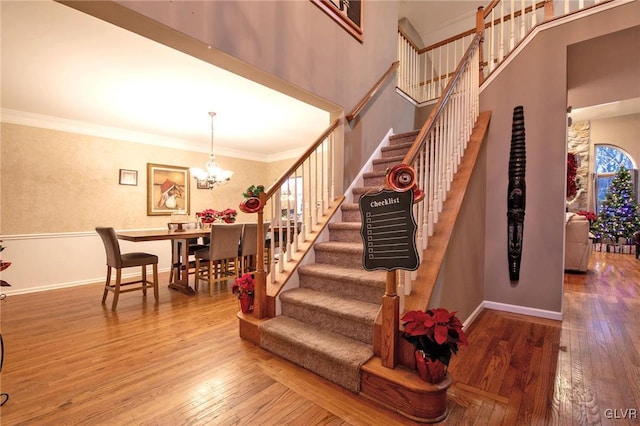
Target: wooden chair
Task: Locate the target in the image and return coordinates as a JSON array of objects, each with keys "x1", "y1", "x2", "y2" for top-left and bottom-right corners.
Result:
[
  {"x1": 167, "y1": 222, "x2": 207, "y2": 284},
  {"x1": 239, "y1": 222, "x2": 271, "y2": 275},
  {"x1": 95, "y1": 227, "x2": 159, "y2": 311},
  {"x1": 194, "y1": 223, "x2": 243, "y2": 296}
]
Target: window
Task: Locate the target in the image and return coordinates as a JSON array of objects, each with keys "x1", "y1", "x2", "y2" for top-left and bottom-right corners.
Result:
[{"x1": 594, "y1": 145, "x2": 636, "y2": 214}]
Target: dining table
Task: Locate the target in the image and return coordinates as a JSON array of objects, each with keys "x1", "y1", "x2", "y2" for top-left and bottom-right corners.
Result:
[{"x1": 116, "y1": 228, "x2": 211, "y2": 296}]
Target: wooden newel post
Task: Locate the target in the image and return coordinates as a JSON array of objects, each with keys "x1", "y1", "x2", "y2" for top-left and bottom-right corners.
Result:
[
  {"x1": 381, "y1": 271, "x2": 399, "y2": 368},
  {"x1": 254, "y1": 202, "x2": 267, "y2": 319},
  {"x1": 476, "y1": 6, "x2": 485, "y2": 84},
  {"x1": 359, "y1": 186, "x2": 420, "y2": 371}
]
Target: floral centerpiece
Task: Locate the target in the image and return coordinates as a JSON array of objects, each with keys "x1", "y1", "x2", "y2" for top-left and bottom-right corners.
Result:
[
  {"x1": 196, "y1": 209, "x2": 217, "y2": 224},
  {"x1": 232, "y1": 273, "x2": 255, "y2": 313},
  {"x1": 401, "y1": 308, "x2": 468, "y2": 383},
  {"x1": 196, "y1": 208, "x2": 237, "y2": 226}
]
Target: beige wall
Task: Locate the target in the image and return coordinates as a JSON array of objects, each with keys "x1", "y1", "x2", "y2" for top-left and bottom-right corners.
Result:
[
  {"x1": 480, "y1": 2, "x2": 639, "y2": 314},
  {"x1": 434, "y1": 139, "x2": 487, "y2": 320},
  {"x1": 567, "y1": 25, "x2": 640, "y2": 110},
  {"x1": 590, "y1": 113, "x2": 640, "y2": 167},
  {"x1": 0, "y1": 123, "x2": 291, "y2": 234}
]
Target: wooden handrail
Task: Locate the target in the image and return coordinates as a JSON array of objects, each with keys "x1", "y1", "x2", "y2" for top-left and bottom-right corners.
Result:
[
  {"x1": 419, "y1": 28, "x2": 476, "y2": 53},
  {"x1": 403, "y1": 35, "x2": 481, "y2": 165},
  {"x1": 418, "y1": 1, "x2": 545, "y2": 55},
  {"x1": 483, "y1": 0, "x2": 502, "y2": 18},
  {"x1": 346, "y1": 61, "x2": 400, "y2": 122}
]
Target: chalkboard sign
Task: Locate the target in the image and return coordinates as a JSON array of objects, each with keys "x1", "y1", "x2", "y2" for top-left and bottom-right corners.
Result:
[{"x1": 359, "y1": 189, "x2": 419, "y2": 271}]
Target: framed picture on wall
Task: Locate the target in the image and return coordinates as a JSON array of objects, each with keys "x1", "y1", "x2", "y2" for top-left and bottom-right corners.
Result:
[
  {"x1": 310, "y1": 0, "x2": 363, "y2": 42},
  {"x1": 119, "y1": 169, "x2": 138, "y2": 186},
  {"x1": 146, "y1": 163, "x2": 190, "y2": 216}
]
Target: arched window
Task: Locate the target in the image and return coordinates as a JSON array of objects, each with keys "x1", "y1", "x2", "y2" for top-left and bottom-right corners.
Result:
[{"x1": 594, "y1": 145, "x2": 636, "y2": 214}]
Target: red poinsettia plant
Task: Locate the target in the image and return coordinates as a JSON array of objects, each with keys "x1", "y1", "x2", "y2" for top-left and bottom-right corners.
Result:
[
  {"x1": 232, "y1": 273, "x2": 255, "y2": 299},
  {"x1": 196, "y1": 208, "x2": 238, "y2": 224},
  {"x1": 401, "y1": 308, "x2": 468, "y2": 367}
]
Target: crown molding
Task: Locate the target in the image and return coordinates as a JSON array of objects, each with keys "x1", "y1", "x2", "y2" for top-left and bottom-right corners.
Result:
[{"x1": 1, "y1": 108, "x2": 291, "y2": 163}]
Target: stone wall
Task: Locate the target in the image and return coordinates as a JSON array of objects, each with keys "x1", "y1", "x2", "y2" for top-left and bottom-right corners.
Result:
[{"x1": 567, "y1": 121, "x2": 590, "y2": 212}]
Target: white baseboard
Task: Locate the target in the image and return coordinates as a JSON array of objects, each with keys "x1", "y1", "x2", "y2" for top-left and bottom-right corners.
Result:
[
  {"x1": 462, "y1": 302, "x2": 485, "y2": 329},
  {"x1": 483, "y1": 300, "x2": 563, "y2": 321},
  {"x1": 463, "y1": 300, "x2": 563, "y2": 331}
]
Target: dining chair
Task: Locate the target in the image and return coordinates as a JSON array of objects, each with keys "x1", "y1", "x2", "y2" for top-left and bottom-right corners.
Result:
[
  {"x1": 239, "y1": 222, "x2": 271, "y2": 275},
  {"x1": 95, "y1": 227, "x2": 159, "y2": 311},
  {"x1": 167, "y1": 222, "x2": 207, "y2": 284},
  {"x1": 194, "y1": 223, "x2": 243, "y2": 296}
]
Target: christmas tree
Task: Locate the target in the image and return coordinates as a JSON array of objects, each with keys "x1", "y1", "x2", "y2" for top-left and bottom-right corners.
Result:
[{"x1": 591, "y1": 166, "x2": 640, "y2": 243}]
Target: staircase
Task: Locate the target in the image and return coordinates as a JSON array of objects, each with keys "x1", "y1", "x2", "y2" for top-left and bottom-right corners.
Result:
[{"x1": 259, "y1": 130, "x2": 418, "y2": 392}]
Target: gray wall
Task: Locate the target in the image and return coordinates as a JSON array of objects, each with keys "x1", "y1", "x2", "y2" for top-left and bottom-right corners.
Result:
[{"x1": 480, "y1": 2, "x2": 640, "y2": 314}]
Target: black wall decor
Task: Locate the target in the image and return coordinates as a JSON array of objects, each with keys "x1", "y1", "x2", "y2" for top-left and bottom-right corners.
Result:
[{"x1": 507, "y1": 105, "x2": 526, "y2": 281}]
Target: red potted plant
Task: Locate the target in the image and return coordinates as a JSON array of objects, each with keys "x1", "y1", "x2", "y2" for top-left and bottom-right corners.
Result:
[
  {"x1": 232, "y1": 273, "x2": 255, "y2": 313},
  {"x1": 401, "y1": 308, "x2": 468, "y2": 383}
]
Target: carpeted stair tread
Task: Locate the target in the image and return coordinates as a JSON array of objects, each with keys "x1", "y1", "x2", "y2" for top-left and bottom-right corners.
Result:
[
  {"x1": 314, "y1": 241, "x2": 363, "y2": 254},
  {"x1": 280, "y1": 287, "x2": 379, "y2": 324},
  {"x1": 363, "y1": 170, "x2": 387, "y2": 179},
  {"x1": 298, "y1": 263, "x2": 385, "y2": 304},
  {"x1": 259, "y1": 316, "x2": 374, "y2": 392},
  {"x1": 328, "y1": 222, "x2": 361, "y2": 230},
  {"x1": 372, "y1": 155, "x2": 405, "y2": 165},
  {"x1": 381, "y1": 141, "x2": 413, "y2": 157},
  {"x1": 389, "y1": 130, "x2": 419, "y2": 145},
  {"x1": 298, "y1": 263, "x2": 385, "y2": 289}
]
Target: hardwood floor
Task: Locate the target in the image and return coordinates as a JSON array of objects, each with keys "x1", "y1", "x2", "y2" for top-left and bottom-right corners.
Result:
[{"x1": 0, "y1": 251, "x2": 638, "y2": 425}]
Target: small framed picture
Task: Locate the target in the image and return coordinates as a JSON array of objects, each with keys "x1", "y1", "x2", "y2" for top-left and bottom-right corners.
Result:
[
  {"x1": 196, "y1": 179, "x2": 210, "y2": 189},
  {"x1": 119, "y1": 169, "x2": 138, "y2": 186}
]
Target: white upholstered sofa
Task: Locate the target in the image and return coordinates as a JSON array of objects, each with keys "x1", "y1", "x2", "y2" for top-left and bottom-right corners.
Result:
[{"x1": 564, "y1": 213, "x2": 593, "y2": 272}]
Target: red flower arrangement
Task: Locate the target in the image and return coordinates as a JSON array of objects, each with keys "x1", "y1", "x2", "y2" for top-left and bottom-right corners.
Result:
[
  {"x1": 401, "y1": 308, "x2": 468, "y2": 383},
  {"x1": 196, "y1": 208, "x2": 237, "y2": 224},
  {"x1": 233, "y1": 273, "x2": 255, "y2": 313}
]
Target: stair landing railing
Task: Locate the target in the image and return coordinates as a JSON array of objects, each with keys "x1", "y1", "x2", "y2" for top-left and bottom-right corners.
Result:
[{"x1": 398, "y1": 0, "x2": 614, "y2": 105}]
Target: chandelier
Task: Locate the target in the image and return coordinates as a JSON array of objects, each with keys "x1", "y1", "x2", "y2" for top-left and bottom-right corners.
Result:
[{"x1": 191, "y1": 112, "x2": 233, "y2": 189}]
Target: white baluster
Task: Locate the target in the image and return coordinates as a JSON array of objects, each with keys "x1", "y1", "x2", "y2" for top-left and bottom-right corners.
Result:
[
  {"x1": 520, "y1": 0, "x2": 526, "y2": 39},
  {"x1": 499, "y1": 1, "x2": 505, "y2": 61},
  {"x1": 510, "y1": 0, "x2": 515, "y2": 50}
]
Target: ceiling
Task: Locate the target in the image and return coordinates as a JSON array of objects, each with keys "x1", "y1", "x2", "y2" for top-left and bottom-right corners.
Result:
[
  {"x1": 0, "y1": 0, "x2": 330, "y2": 162},
  {"x1": 3, "y1": 1, "x2": 636, "y2": 163}
]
